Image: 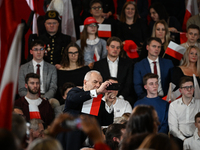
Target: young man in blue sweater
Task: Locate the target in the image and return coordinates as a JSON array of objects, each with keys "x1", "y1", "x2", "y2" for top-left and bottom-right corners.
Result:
[{"x1": 134, "y1": 73, "x2": 169, "y2": 134}]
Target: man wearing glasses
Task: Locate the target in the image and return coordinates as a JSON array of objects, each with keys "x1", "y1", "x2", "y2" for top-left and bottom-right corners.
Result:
[
  {"x1": 18, "y1": 40, "x2": 57, "y2": 100},
  {"x1": 168, "y1": 76, "x2": 200, "y2": 142}
]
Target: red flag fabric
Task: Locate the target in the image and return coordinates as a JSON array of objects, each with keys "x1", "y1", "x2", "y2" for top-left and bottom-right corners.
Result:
[
  {"x1": 180, "y1": 32, "x2": 187, "y2": 44},
  {"x1": 165, "y1": 41, "x2": 186, "y2": 61},
  {"x1": 0, "y1": 23, "x2": 24, "y2": 130},
  {"x1": 182, "y1": 0, "x2": 198, "y2": 31}
]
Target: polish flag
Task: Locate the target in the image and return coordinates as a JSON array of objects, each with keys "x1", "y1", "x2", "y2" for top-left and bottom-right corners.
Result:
[
  {"x1": 81, "y1": 94, "x2": 103, "y2": 116},
  {"x1": 193, "y1": 74, "x2": 200, "y2": 99},
  {"x1": 182, "y1": 0, "x2": 198, "y2": 31},
  {"x1": 162, "y1": 83, "x2": 181, "y2": 103},
  {"x1": 93, "y1": 47, "x2": 100, "y2": 62},
  {"x1": 80, "y1": 24, "x2": 111, "y2": 38},
  {"x1": 26, "y1": 0, "x2": 38, "y2": 34},
  {"x1": 0, "y1": 0, "x2": 24, "y2": 130},
  {"x1": 165, "y1": 41, "x2": 186, "y2": 60},
  {"x1": 180, "y1": 32, "x2": 187, "y2": 44},
  {"x1": 29, "y1": 105, "x2": 41, "y2": 119}
]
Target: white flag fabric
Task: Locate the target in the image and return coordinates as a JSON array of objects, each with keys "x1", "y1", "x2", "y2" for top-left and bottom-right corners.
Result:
[{"x1": 193, "y1": 74, "x2": 200, "y2": 99}]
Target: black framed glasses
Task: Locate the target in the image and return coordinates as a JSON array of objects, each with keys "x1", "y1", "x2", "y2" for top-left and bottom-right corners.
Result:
[
  {"x1": 180, "y1": 85, "x2": 194, "y2": 90},
  {"x1": 32, "y1": 48, "x2": 44, "y2": 51},
  {"x1": 92, "y1": 6, "x2": 102, "y2": 10}
]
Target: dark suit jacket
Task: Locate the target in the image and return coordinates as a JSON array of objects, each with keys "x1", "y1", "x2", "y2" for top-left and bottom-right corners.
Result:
[
  {"x1": 18, "y1": 61, "x2": 57, "y2": 99},
  {"x1": 64, "y1": 87, "x2": 113, "y2": 126},
  {"x1": 93, "y1": 57, "x2": 133, "y2": 99},
  {"x1": 134, "y1": 57, "x2": 174, "y2": 99}
]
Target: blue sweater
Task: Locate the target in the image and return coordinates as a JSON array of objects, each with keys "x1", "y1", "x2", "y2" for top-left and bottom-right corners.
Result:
[{"x1": 134, "y1": 96, "x2": 169, "y2": 134}]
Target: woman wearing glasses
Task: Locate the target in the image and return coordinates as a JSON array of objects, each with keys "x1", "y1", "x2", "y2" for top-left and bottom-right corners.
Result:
[
  {"x1": 171, "y1": 46, "x2": 200, "y2": 90},
  {"x1": 76, "y1": 17, "x2": 107, "y2": 68},
  {"x1": 56, "y1": 42, "x2": 90, "y2": 100}
]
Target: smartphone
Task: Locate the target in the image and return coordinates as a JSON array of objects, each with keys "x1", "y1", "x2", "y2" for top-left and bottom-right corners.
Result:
[{"x1": 106, "y1": 83, "x2": 121, "y2": 90}]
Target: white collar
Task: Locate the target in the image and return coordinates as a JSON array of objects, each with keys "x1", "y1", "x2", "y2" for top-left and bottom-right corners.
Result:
[
  {"x1": 86, "y1": 37, "x2": 100, "y2": 45},
  {"x1": 32, "y1": 59, "x2": 44, "y2": 67},
  {"x1": 107, "y1": 57, "x2": 119, "y2": 63},
  {"x1": 147, "y1": 57, "x2": 159, "y2": 64}
]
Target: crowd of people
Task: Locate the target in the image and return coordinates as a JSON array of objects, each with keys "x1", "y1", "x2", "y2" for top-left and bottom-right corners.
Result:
[{"x1": 4, "y1": 0, "x2": 200, "y2": 150}]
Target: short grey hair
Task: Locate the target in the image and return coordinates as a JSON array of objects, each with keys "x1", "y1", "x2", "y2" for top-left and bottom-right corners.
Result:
[
  {"x1": 84, "y1": 70, "x2": 101, "y2": 81},
  {"x1": 30, "y1": 119, "x2": 44, "y2": 131}
]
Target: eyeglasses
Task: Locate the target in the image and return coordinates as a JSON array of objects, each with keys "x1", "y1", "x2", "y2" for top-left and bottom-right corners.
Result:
[
  {"x1": 32, "y1": 48, "x2": 44, "y2": 51},
  {"x1": 68, "y1": 51, "x2": 79, "y2": 55},
  {"x1": 88, "y1": 24, "x2": 97, "y2": 27},
  {"x1": 180, "y1": 85, "x2": 194, "y2": 90},
  {"x1": 92, "y1": 7, "x2": 102, "y2": 10}
]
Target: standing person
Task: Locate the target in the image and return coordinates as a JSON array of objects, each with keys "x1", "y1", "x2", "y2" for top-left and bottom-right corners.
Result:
[
  {"x1": 169, "y1": 77, "x2": 200, "y2": 142},
  {"x1": 116, "y1": 1, "x2": 149, "y2": 48},
  {"x1": 28, "y1": 10, "x2": 71, "y2": 66},
  {"x1": 134, "y1": 37, "x2": 173, "y2": 99},
  {"x1": 93, "y1": 36, "x2": 134, "y2": 103},
  {"x1": 18, "y1": 40, "x2": 57, "y2": 100},
  {"x1": 76, "y1": 17, "x2": 107, "y2": 68},
  {"x1": 134, "y1": 73, "x2": 169, "y2": 134}
]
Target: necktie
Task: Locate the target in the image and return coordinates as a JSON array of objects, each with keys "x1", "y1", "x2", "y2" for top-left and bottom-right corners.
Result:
[
  {"x1": 36, "y1": 64, "x2": 41, "y2": 96},
  {"x1": 153, "y1": 61, "x2": 157, "y2": 75}
]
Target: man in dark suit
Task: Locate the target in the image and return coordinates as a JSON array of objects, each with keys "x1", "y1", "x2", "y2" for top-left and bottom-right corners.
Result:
[
  {"x1": 134, "y1": 37, "x2": 174, "y2": 100},
  {"x1": 28, "y1": 10, "x2": 71, "y2": 66},
  {"x1": 93, "y1": 36, "x2": 133, "y2": 101},
  {"x1": 18, "y1": 40, "x2": 57, "y2": 100}
]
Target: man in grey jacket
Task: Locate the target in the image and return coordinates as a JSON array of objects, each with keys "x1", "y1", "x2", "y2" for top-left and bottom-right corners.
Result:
[{"x1": 18, "y1": 40, "x2": 57, "y2": 100}]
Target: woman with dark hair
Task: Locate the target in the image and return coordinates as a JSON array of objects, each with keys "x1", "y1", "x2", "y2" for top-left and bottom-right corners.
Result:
[
  {"x1": 56, "y1": 42, "x2": 90, "y2": 99},
  {"x1": 116, "y1": 1, "x2": 148, "y2": 48},
  {"x1": 76, "y1": 17, "x2": 107, "y2": 68},
  {"x1": 149, "y1": 2, "x2": 182, "y2": 43}
]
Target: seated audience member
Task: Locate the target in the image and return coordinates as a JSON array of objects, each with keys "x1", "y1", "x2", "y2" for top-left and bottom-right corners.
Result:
[
  {"x1": 171, "y1": 46, "x2": 200, "y2": 90},
  {"x1": 134, "y1": 37, "x2": 173, "y2": 99},
  {"x1": 56, "y1": 42, "x2": 90, "y2": 99},
  {"x1": 76, "y1": 17, "x2": 107, "y2": 68},
  {"x1": 169, "y1": 77, "x2": 200, "y2": 141},
  {"x1": 59, "y1": 70, "x2": 114, "y2": 150},
  {"x1": 18, "y1": 40, "x2": 57, "y2": 100},
  {"x1": 149, "y1": 2, "x2": 182, "y2": 43},
  {"x1": 181, "y1": 24, "x2": 200, "y2": 49},
  {"x1": 138, "y1": 133, "x2": 179, "y2": 150},
  {"x1": 15, "y1": 73, "x2": 54, "y2": 125},
  {"x1": 116, "y1": 1, "x2": 148, "y2": 48},
  {"x1": 89, "y1": 0, "x2": 117, "y2": 41},
  {"x1": 93, "y1": 37, "x2": 133, "y2": 103},
  {"x1": 134, "y1": 73, "x2": 169, "y2": 134},
  {"x1": 28, "y1": 10, "x2": 71, "y2": 65},
  {"x1": 103, "y1": 77, "x2": 132, "y2": 119},
  {"x1": 28, "y1": 137, "x2": 63, "y2": 150},
  {"x1": 184, "y1": 112, "x2": 200, "y2": 150},
  {"x1": 54, "y1": 82, "x2": 76, "y2": 117},
  {"x1": 105, "y1": 124, "x2": 126, "y2": 150},
  {"x1": 29, "y1": 119, "x2": 45, "y2": 140}
]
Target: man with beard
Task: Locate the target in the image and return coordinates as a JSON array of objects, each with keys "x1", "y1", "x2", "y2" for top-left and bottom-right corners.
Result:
[
  {"x1": 18, "y1": 40, "x2": 57, "y2": 100},
  {"x1": 15, "y1": 73, "x2": 54, "y2": 126}
]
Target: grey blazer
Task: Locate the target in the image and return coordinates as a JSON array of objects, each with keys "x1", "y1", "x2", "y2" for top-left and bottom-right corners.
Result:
[{"x1": 18, "y1": 61, "x2": 57, "y2": 99}]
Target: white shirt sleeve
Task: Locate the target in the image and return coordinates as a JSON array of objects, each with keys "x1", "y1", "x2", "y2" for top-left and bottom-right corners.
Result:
[
  {"x1": 168, "y1": 104, "x2": 186, "y2": 140},
  {"x1": 90, "y1": 89, "x2": 97, "y2": 98},
  {"x1": 183, "y1": 139, "x2": 191, "y2": 150}
]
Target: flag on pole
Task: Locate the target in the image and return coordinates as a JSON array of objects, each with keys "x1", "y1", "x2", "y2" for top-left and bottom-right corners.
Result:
[
  {"x1": 163, "y1": 82, "x2": 181, "y2": 102},
  {"x1": 80, "y1": 24, "x2": 111, "y2": 38},
  {"x1": 81, "y1": 94, "x2": 103, "y2": 116},
  {"x1": 165, "y1": 41, "x2": 186, "y2": 60},
  {"x1": 193, "y1": 74, "x2": 200, "y2": 99},
  {"x1": 182, "y1": 0, "x2": 199, "y2": 31},
  {"x1": 0, "y1": 24, "x2": 24, "y2": 130}
]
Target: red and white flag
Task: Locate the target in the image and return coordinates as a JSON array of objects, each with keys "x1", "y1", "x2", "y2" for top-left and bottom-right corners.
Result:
[
  {"x1": 81, "y1": 94, "x2": 103, "y2": 116},
  {"x1": 182, "y1": 0, "x2": 198, "y2": 31},
  {"x1": 80, "y1": 24, "x2": 111, "y2": 38},
  {"x1": 165, "y1": 41, "x2": 186, "y2": 60},
  {"x1": 163, "y1": 83, "x2": 181, "y2": 103},
  {"x1": 180, "y1": 32, "x2": 187, "y2": 44},
  {"x1": 29, "y1": 105, "x2": 41, "y2": 119}
]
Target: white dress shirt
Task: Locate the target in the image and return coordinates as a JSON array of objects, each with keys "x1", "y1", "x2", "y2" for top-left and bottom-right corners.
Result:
[
  {"x1": 147, "y1": 57, "x2": 164, "y2": 96},
  {"x1": 107, "y1": 57, "x2": 119, "y2": 78},
  {"x1": 32, "y1": 60, "x2": 44, "y2": 93},
  {"x1": 184, "y1": 128, "x2": 200, "y2": 150},
  {"x1": 168, "y1": 97, "x2": 200, "y2": 140}
]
